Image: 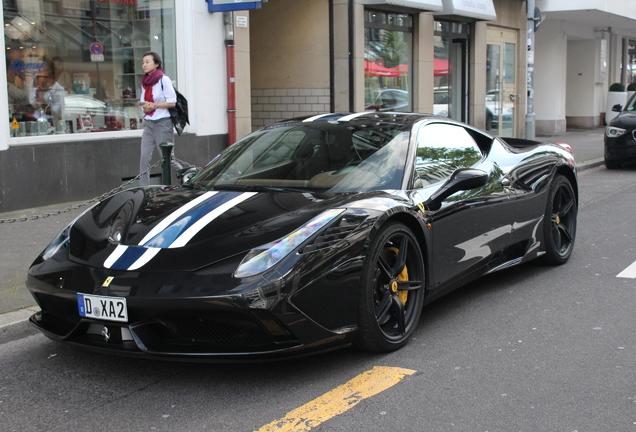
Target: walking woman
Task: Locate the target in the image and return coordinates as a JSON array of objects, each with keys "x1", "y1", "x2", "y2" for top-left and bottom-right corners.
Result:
[{"x1": 138, "y1": 51, "x2": 182, "y2": 186}]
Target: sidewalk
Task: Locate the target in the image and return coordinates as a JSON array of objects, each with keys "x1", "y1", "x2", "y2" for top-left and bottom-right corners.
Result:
[{"x1": 0, "y1": 128, "x2": 606, "y2": 329}]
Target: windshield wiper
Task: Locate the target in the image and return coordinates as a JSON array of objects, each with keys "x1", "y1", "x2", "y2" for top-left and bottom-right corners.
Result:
[
  {"x1": 181, "y1": 182, "x2": 206, "y2": 190},
  {"x1": 212, "y1": 183, "x2": 306, "y2": 193}
]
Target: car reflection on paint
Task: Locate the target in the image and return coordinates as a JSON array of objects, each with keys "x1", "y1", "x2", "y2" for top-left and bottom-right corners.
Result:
[{"x1": 26, "y1": 112, "x2": 578, "y2": 361}]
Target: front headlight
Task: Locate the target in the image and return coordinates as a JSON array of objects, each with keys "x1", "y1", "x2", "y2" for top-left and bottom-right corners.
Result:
[
  {"x1": 234, "y1": 208, "x2": 345, "y2": 278},
  {"x1": 42, "y1": 226, "x2": 71, "y2": 261},
  {"x1": 41, "y1": 204, "x2": 97, "y2": 261},
  {"x1": 606, "y1": 126, "x2": 627, "y2": 138}
]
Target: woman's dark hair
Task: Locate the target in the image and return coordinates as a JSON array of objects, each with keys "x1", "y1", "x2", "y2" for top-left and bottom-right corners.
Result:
[{"x1": 143, "y1": 51, "x2": 163, "y2": 70}]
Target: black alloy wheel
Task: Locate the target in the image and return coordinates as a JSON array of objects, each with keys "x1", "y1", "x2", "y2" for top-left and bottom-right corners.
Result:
[
  {"x1": 355, "y1": 222, "x2": 425, "y2": 352},
  {"x1": 542, "y1": 175, "x2": 577, "y2": 265}
]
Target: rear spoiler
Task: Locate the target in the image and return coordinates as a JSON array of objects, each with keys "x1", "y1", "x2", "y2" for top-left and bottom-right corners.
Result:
[{"x1": 501, "y1": 137, "x2": 572, "y2": 153}]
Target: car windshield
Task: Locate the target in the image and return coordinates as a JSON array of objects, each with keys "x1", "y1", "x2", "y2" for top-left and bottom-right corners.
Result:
[
  {"x1": 624, "y1": 93, "x2": 636, "y2": 111},
  {"x1": 189, "y1": 119, "x2": 411, "y2": 193}
]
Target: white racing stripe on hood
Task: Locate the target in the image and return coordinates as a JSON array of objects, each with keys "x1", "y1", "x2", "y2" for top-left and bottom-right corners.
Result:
[
  {"x1": 169, "y1": 192, "x2": 257, "y2": 248},
  {"x1": 128, "y1": 248, "x2": 161, "y2": 271},
  {"x1": 102, "y1": 191, "x2": 256, "y2": 271},
  {"x1": 103, "y1": 245, "x2": 128, "y2": 269},
  {"x1": 138, "y1": 191, "x2": 218, "y2": 246}
]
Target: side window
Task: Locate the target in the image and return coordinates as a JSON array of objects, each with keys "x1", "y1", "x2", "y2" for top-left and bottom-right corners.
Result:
[{"x1": 415, "y1": 123, "x2": 483, "y2": 185}]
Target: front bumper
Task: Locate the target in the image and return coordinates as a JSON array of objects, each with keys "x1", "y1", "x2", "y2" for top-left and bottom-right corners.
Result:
[
  {"x1": 26, "y1": 249, "x2": 359, "y2": 361},
  {"x1": 28, "y1": 307, "x2": 314, "y2": 361},
  {"x1": 604, "y1": 135, "x2": 636, "y2": 162}
]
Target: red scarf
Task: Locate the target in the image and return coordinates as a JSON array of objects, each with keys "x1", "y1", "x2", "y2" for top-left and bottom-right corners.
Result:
[{"x1": 142, "y1": 69, "x2": 164, "y2": 117}]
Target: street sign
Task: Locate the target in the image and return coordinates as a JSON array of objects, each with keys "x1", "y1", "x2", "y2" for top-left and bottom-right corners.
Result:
[
  {"x1": 206, "y1": 0, "x2": 263, "y2": 12},
  {"x1": 534, "y1": 6, "x2": 543, "y2": 32},
  {"x1": 90, "y1": 42, "x2": 104, "y2": 62}
]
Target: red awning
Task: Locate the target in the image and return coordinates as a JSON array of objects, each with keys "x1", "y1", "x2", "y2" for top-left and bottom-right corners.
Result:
[
  {"x1": 366, "y1": 60, "x2": 448, "y2": 77},
  {"x1": 392, "y1": 64, "x2": 408, "y2": 75},
  {"x1": 434, "y1": 59, "x2": 449, "y2": 76},
  {"x1": 364, "y1": 61, "x2": 402, "y2": 77},
  {"x1": 386, "y1": 60, "x2": 449, "y2": 77}
]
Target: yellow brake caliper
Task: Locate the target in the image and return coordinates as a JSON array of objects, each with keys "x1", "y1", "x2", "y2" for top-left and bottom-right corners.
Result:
[{"x1": 388, "y1": 247, "x2": 409, "y2": 305}]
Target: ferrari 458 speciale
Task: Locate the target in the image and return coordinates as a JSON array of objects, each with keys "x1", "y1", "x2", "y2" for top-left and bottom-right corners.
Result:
[{"x1": 27, "y1": 112, "x2": 578, "y2": 361}]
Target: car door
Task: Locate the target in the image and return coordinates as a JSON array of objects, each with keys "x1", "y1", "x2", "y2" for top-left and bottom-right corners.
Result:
[{"x1": 413, "y1": 122, "x2": 516, "y2": 291}]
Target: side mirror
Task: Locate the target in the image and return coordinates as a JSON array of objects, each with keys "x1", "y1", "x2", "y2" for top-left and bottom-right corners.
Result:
[
  {"x1": 177, "y1": 166, "x2": 200, "y2": 185},
  {"x1": 612, "y1": 104, "x2": 623, "y2": 112},
  {"x1": 424, "y1": 168, "x2": 489, "y2": 211}
]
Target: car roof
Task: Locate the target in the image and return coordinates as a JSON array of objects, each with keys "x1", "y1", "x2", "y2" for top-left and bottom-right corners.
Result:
[{"x1": 272, "y1": 112, "x2": 441, "y2": 128}]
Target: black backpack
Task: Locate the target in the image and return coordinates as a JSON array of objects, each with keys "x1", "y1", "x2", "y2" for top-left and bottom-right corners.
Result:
[{"x1": 161, "y1": 79, "x2": 189, "y2": 135}]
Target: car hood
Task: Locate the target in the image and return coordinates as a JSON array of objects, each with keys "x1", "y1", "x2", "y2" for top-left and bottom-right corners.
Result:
[
  {"x1": 611, "y1": 111, "x2": 636, "y2": 128},
  {"x1": 67, "y1": 187, "x2": 370, "y2": 273}
]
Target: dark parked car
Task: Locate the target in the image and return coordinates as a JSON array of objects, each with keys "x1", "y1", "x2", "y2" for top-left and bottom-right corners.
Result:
[
  {"x1": 605, "y1": 94, "x2": 636, "y2": 168},
  {"x1": 27, "y1": 112, "x2": 578, "y2": 361}
]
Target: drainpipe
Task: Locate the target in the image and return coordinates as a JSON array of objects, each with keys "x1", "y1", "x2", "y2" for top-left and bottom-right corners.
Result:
[
  {"x1": 348, "y1": 0, "x2": 355, "y2": 112},
  {"x1": 224, "y1": 12, "x2": 237, "y2": 146},
  {"x1": 526, "y1": 0, "x2": 536, "y2": 140}
]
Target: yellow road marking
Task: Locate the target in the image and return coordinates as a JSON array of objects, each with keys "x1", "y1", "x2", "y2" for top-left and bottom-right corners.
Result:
[{"x1": 255, "y1": 366, "x2": 417, "y2": 432}]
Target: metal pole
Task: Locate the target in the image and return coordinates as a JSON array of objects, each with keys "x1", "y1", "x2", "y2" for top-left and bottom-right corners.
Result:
[
  {"x1": 160, "y1": 141, "x2": 174, "y2": 185},
  {"x1": 526, "y1": 0, "x2": 536, "y2": 140}
]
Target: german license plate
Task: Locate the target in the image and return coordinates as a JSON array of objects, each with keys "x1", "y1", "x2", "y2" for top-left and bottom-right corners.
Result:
[{"x1": 77, "y1": 294, "x2": 128, "y2": 322}]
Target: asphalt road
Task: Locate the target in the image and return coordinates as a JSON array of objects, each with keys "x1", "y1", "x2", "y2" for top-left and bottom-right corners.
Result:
[{"x1": 1, "y1": 164, "x2": 635, "y2": 431}]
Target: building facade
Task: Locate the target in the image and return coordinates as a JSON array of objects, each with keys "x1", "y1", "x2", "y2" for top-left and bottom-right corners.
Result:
[
  {"x1": 1, "y1": 0, "x2": 531, "y2": 213},
  {"x1": 534, "y1": 0, "x2": 636, "y2": 134}
]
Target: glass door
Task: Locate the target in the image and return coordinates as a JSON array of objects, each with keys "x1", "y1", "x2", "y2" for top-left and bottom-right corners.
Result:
[
  {"x1": 486, "y1": 28, "x2": 518, "y2": 137},
  {"x1": 364, "y1": 10, "x2": 413, "y2": 112},
  {"x1": 434, "y1": 21, "x2": 469, "y2": 122}
]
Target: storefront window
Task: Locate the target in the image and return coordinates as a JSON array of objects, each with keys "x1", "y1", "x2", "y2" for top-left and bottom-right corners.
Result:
[
  {"x1": 434, "y1": 20, "x2": 469, "y2": 122},
  {"x1": 364, "y1": 9, "x2": 412, "y2": 112},
  {"x1": 5, "y1": 0, "x2": 176, "y2": 137}
]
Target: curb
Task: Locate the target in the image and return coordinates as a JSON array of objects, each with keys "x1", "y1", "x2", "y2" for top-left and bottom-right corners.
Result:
[
  {"x1": 0, "y1": 306, "x2": 39, "y2": 329},
  {"x1": 577, "y1": 158, "x2": 604, "y2": 172},
  {"x1": 0, "y1": 306, "x2": 40, "y2": 345}
]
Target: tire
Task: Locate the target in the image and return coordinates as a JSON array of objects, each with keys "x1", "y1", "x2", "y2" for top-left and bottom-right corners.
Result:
[
  {"x1": 355, "y1": 222, "x2": 425, "y2": 352},
  {"x1": 605, "y1": 158, "x2": 619, "y2": 169},
  {"x1": 542, "y1": 175, "x2": 577, "y2": 265}
]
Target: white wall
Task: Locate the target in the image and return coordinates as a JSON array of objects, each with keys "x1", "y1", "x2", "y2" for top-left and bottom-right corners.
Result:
[
  {"x1": 537, "y1": 0, "x2": 636, "y2": 20},
  {"x1": 535, "y1": 20, "x2": 567, "y2": 122},
  {"x1": 566, "y1": 39, "x2": 599, "y2": 117},
  {"x1": 177, "y1": 2, "x2": 229, "y2": 136}
]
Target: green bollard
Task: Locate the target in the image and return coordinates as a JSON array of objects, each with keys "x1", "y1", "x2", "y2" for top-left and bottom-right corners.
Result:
[{"x1": 159, "y1": 141, "x2": 175, "y2": 185}]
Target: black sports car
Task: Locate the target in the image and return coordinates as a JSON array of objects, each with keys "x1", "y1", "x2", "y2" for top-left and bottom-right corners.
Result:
[
  {"x1": 27, "y1": 112, "x2": 578, "y2": 361},
  {"x1": 605, "y1": 94, "x2": 636, "y2": 168}
]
